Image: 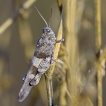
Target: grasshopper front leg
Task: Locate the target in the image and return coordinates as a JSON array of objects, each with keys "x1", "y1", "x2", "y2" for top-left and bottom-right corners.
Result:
[{"x1": 56, "y1": 38, "x2": 64, "y2": 43}]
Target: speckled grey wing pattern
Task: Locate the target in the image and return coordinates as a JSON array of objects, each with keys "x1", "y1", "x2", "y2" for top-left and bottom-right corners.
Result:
[
  {"x1": 18, "y1": 56, "x2": 44, "y2": 102},
  {"x1": 18, "y1": 27, "x2": 56, "y2": 102}
]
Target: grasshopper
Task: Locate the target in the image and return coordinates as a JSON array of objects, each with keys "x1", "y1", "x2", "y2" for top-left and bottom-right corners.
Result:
[{"x1": 18, "y1": 6, "x2": 64, "y2": 102}]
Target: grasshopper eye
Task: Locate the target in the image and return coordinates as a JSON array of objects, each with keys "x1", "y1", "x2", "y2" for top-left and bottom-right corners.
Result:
[{"x1": 47, "y1": 29, "x2": 50, "y2": 32}]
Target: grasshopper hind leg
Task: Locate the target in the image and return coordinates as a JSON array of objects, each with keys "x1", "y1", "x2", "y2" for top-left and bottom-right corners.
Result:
[{"x1": 29, "y1": 73, "x2": 42, "y2": 86}]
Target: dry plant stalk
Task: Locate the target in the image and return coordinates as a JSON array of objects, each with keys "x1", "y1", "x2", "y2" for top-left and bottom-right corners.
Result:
[
  {"x1": 45, "y1": 19, "x2": 63, "y2": 106},
  {"x1": 59, "y1": 82, "x2": 67, "y2": 105},
  {"x1": 55, "y1": 44, "x2": 67, "y2": 106},
  {"x1": 95, "y1": 0, "x2": 101, "y2": 54},
  {"x1": 57, "y1": 0, "x2": 85, "y2": 105},
  {"x1": 58, "y1": 45, "x2": 67, "y2": 106},
  {"x1": 94, "y1": 0, "x2": 104, "y2": 106},
  {"x1": 63, "y1": 0, "x2": 80, "y2": 106},
  {"x1": 0, "y1": 0, "x2": 37, "y2": 35},
  {"x1": 75, "y1": 0, "x2": 85, "y2": 34},
  {"x1": 95, "y1": 48, "x2": 106, "y2": 106}
]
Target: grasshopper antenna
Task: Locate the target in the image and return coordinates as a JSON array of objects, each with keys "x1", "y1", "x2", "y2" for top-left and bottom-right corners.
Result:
[
  {"x1": 34, "y1": 6, "x2": 48, "y2": 27},
  {"x1": 48, "y1": 8, "x2": 52, "y2": 27}
]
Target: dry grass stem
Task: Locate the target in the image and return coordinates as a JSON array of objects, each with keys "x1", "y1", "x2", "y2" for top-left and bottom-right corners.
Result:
[
  {"x1": 75, "y1": 0, "x2": 85, "y2": 34},
  {"x1": 94, "y1": 0, "x2": 103, "y2": 106},
  {"x1": 0, "y1": 0, "x2": 37, "y2": 35},
  {"x1": 63, "y1": 0, "x2": 79, "y2": 105},
  {"x1": 55, "y1": 44, "x2": 67, "y2": 106},
  {"x1": 95, "y1": 0, "x2": 101, "y2": 53},
  {"x1": 96, "y1": 48, "x2": 106, "y2": 106},
  {"x1": 59, "y1": 82, "x2": 67, "y2": 106},
  {"x1": 45, "y1": 19, "x2": 63, "y2": 106}
]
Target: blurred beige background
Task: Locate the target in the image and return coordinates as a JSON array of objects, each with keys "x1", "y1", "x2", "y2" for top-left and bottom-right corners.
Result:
[{"x1": 0, "y1": 0, "x2": 106, "y2": 106}]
